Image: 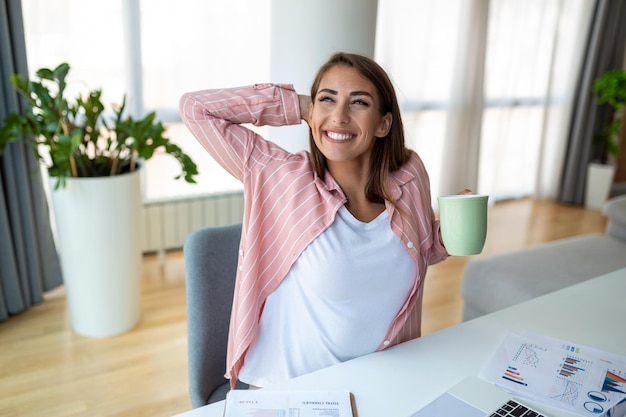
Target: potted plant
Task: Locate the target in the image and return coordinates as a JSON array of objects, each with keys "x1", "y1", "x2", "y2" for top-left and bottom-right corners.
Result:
[
  {"x1": 0, "y1": 63, "x2": 199, "y2": 337},
  {"x1": 0, "y1": 62, "x2": 198, "y2": 185},
  {"x1": 586, "y1": 69, "x2": 626, "y2": 208}
]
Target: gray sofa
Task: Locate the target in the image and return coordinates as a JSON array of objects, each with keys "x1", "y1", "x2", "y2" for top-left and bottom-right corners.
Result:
[{"x1": 461, "y1": 195, "x2": 626, "y2": 321}]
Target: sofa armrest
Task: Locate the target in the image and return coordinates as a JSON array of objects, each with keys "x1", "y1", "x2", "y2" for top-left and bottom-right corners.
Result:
[{"x1": 604, "y1": 195, "x2": 626, "y2": 242}]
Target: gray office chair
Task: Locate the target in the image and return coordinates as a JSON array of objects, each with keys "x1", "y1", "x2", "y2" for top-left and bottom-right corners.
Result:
[{"x1": 183, "y1": 223, "x2": 248, "y2": 408}]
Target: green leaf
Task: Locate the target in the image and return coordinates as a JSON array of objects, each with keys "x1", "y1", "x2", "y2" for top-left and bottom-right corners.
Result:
[{"x1": 0, "y1": 62, "x2": 198, "y2": 185}]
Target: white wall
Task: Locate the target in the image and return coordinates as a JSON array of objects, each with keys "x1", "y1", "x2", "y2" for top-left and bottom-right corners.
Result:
[{"x1": 267, "y1": 0, "x2": 379, "y2": 153}]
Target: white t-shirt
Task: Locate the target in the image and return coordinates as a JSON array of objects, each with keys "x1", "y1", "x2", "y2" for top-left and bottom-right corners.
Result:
[{"x1": 238, "y1": 206, "x2": 417, "y2": 387}]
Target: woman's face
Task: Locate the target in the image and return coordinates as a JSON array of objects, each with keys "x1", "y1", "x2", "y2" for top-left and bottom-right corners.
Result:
[{"x1": 308, "y1": 64, "x2": 392, "y2": 171}]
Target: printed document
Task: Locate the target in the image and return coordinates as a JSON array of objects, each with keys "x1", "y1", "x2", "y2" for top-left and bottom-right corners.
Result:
[
  {"x1": 223, "y1": 389, "x2": 356, "y2": 417},
  {"x1": 480, "y1": 332, "x2": 626, "y2": 416}
]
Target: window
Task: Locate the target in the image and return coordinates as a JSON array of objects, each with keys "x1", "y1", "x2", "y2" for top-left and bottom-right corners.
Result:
[
  {"x1": 21, "y1": 0, "x2": 271, "y2": 201},
  {"x1": 21, "y1": 0, "x2": 593, "y2": 203},
  {"x1": 376, "y1": 0, "x2": 592, "y2": 200}
]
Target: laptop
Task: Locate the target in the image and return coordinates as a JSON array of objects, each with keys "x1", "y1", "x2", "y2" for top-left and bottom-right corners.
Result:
[
  {"x1": 411, "y1": 376, "x2": 593, "y2": 417},
  {"x1": 412, "y1": 332, "x2": 626, "y2": 417}
]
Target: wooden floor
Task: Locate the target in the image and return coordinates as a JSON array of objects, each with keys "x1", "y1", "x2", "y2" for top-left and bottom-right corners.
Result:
[{"x1": 0, "y1": 198, "x2": 608, "y2": 417}]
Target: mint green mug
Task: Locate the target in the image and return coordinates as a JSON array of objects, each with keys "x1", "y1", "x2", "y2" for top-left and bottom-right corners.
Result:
[{"x1": 437, "y1": 195, "x2": 488, "y2": 256}]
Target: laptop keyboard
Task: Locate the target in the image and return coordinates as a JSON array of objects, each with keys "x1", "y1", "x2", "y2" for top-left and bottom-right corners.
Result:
[{"x1": 488, "y1": 399, "x2": 548, "y2": 417}]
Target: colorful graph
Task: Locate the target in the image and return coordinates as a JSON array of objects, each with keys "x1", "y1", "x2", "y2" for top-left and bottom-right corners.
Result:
[
  {"x1": 502, "y1": 366, "x2": 528, "y2": 386},
  {"x1": 560, "y1": 357, "x2": 585, "y2": 377},
  {"x1": 557, "y1": 356, "x2": 591, "y2": 384},
  {"x1": 602, "y1": 371, "x2": 626, "y2": 394}
]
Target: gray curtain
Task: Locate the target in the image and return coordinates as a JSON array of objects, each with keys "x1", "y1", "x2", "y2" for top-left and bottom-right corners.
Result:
[
  {"x1": 559, "y1": 0, "x2": 626, "y2": 204},
  {"x1": 0, "y1": 0, "x2": 63, "y2": 321}
]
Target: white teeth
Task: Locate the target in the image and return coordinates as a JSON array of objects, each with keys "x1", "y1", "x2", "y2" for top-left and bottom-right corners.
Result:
[{"x1": 327, "y1": 132, "x2": 352, "y2": 141}]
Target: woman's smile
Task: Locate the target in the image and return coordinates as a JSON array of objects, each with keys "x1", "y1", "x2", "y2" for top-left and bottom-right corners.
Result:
[{"x1": 325, "y1": 129, "x2": 356, "y2": 142}]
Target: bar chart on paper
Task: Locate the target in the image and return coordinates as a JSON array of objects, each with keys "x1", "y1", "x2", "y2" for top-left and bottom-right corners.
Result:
[
  {"x1": 550, "y1": 356, "x2": 592, "y2": 406},
  {"x1": 558, "y1": 356, "x2": 591, "y2": 384}
]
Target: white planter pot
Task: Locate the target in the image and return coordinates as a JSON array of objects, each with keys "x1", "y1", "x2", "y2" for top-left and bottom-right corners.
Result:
[
  {"x1": 585, "y1": 162, "x2": 616, "y2": 209},
  {"x1": 50, "y1": 169, "x2": 142, "y2": 337}
]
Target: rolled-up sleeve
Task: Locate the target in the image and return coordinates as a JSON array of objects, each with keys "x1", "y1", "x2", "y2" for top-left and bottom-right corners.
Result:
[{"x1": 179, "y1": 84, "x2": 302, "y2": 180}]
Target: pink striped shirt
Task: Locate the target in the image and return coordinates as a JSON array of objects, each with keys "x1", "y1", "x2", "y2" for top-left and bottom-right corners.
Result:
[{"x1": 179, "y1": 83, "x2": 448, "y2": 387}]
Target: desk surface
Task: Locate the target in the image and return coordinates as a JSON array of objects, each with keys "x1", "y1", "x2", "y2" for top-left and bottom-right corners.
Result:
[{"x1": 174, "y1": 267, "x2": 626, "y2": 417}]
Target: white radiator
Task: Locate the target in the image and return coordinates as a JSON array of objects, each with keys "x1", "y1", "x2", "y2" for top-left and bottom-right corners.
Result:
[{"x1": 141, "y1": 190, "x2": 244, "y2": 255}]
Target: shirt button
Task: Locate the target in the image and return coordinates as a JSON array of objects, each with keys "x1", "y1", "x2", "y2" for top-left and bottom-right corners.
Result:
[
  {"x1": 383, "y1": 340, "x2": 391, "y2": 346},
  {"x1": 239, "y1": 265, "x2": 243, "y2": 271},
  {"x1": 407, "y1": 241, "x2": 414, "y2": 249},
  {"x1": 239, "y1": 249, "x2": 243, "y2": 256}
]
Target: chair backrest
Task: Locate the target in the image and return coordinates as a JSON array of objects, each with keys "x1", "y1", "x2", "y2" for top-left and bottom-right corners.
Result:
[{"x1": 183, "y1": 223, "x2": 243, "y2": 407}]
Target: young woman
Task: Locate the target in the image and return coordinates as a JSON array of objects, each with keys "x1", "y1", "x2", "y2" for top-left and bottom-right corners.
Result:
[{"x1": 180, "y1": 52, "x2": 452, "y2": 389}]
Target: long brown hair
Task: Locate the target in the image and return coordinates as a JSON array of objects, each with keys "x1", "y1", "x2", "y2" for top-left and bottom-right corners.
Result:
[{"x1": 309, "y1": 52, "x2": 411, "y2": 204}]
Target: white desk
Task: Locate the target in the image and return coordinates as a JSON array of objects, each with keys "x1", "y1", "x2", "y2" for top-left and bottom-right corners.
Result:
[{"x1": 174, "y1": 267, "x2": 626, "y2": 417}]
